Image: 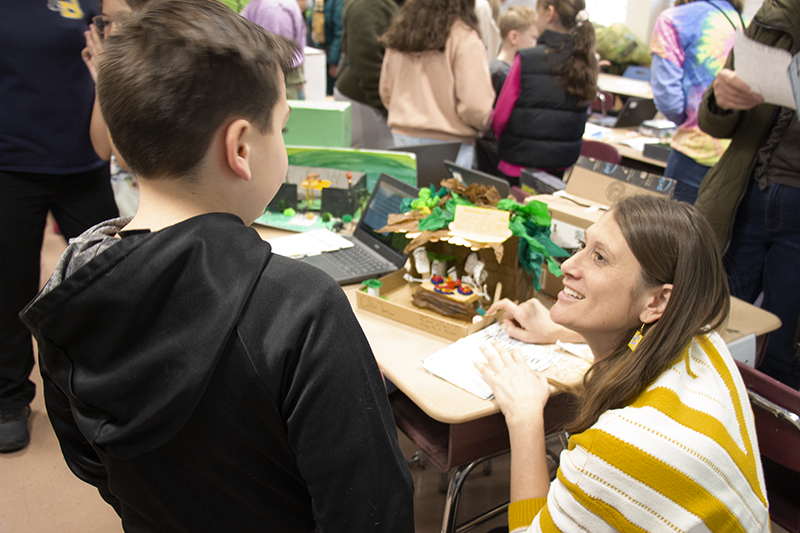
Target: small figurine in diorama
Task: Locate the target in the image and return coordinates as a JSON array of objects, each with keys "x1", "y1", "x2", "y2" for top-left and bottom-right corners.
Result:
[
  {"x1": 300, "y1": 173, "x2": 332, "y2": 209},
  {"x1": 412, "y1": 247, "x2": 431, "y2": 278},
  {"x1": 461, "y1": 252, "x2": 488, "y2": 295},
  {"x1": 361, "y1": 278, "x2": 383, "y2": 297}
]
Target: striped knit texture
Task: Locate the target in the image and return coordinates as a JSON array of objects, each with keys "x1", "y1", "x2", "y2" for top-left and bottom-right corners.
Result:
[{"x1": 510, "y1": 331, "x2": 770, "y2": 533}]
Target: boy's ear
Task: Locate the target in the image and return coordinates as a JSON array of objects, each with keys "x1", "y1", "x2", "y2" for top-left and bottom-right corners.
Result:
[
  {"x1": 640, "y1": 284, "x2": 673, "y2": 325},
  {"x1": 508, "y1": 29, "x2": 519, "y2": 46},
  {"x1": 225, "y1": 119, "x2": 253, "y2": 181}
]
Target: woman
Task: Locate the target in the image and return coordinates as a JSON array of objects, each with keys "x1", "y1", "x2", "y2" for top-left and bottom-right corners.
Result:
[
  {"x1": 478, "y1": 196, "x2": 770, "y2": 532},
  {"x1": 379, "y1": 0, "x2": 495, "y2": 168},
  {"x1": 492, "y1": 0, "x2": 596, "y2": 182},
  {"x1": 650, "y1": 0, "x2": 745, "y2": 204}
]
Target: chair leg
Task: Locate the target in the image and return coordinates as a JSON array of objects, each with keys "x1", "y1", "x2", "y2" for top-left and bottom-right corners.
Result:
[
  {"x1": 482, "y1": 458, "x2": 493, "y2": 476},
  {"x1": 406, "y1": 449, "x2": 429, "y2": 469},
  {"x1": 439, "y1": 450, "x2": 509, "y2": 533}
]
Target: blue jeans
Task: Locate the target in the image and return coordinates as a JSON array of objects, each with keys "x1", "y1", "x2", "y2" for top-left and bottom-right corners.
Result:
[
  {"x1": 664, "y1": 149, "x2": 711, "y2": 204},
  {"x1": 392, "y1": 134, "x2": 475, "y2": 169},
  {"x1": 723, "y1": 180, "x2": 800, "y2": 389}
]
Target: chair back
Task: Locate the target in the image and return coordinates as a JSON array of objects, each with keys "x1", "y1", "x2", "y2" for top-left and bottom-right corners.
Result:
[
  {"x1": 590, "y1": 90, "x2": 616, "y2": 115},
  {"x1": 580, "y1": 139, "x2": 622, "y2": 165},
  {"x1": 735, "y1": 360, "x2": 800, "y2": 533}
]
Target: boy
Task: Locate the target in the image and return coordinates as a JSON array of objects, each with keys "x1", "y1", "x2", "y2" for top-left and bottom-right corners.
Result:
[
  {"x1": 20, "y1": 1, "x2": 414, "y2": 531},
  {"x1": 491, "y1": 6, "x2": 538, "y2": 100}
]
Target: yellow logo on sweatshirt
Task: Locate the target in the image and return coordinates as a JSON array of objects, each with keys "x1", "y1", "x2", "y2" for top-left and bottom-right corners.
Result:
[{"x1": 48, "y1": 0, "x2": 85, "y2": 19}]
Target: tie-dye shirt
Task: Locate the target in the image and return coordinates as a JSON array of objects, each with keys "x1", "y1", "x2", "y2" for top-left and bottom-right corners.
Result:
[{"x1": 650, "y1": 0, "x2": 745, "y2": 166}]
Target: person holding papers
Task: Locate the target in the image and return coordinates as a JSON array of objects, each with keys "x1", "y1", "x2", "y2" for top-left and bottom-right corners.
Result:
[
  {"x1": 649, "y1": 0, "x2": 746, "y2": 204},
  {"x1": 695, "y1": 0, "x2": 800, "y2": 390},
  {"x1": 477, "y1": 196, "x2": 769, "y2": 532}
]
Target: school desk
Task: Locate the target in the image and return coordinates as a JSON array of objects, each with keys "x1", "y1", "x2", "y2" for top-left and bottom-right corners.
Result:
[
  {"x1": 253, "y1": 224, "x2": 781, "y2": 533},
  {"x1": 583, "y1": 127, "x2": 668, "y2": 170},
  {"x1": 597, "y1": 72, "x2": 654, "y2": 100}
]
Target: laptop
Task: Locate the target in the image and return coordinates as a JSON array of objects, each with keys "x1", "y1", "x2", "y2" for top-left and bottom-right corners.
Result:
[
  {"x1": 389, "y1": 142, "x2": 461, "y2": 189},
  {"x1": 298, "y1": 173, "x2": 418, "y2": 285},
  {"x1": 588, "y1": 97, "x2": 657, "y2": 129},
  {"x1": 443, "y1": 160, "x2": 511, "y2": 198}
]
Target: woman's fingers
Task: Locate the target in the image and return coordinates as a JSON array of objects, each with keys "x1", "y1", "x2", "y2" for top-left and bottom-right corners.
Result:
[{"x1": 487, "y1": 297, "x2": 516, "y2": 316}]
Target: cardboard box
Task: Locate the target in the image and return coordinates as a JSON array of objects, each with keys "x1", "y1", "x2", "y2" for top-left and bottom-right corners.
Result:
[
  {"x1": 565, "y1": 156, "x2": 675, "y2": 203},
  {"x1": 538, "y1": 156, "x2": 676, "y2": 232},
  {"x1": 356, "y1": 269, "x2": 497, "y2": 342},
  {"x1": 282, "y1": 100, "x2": 352, "y2": 148}
]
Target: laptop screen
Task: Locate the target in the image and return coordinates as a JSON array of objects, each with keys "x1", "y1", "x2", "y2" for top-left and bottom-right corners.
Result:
[{"x1": 356, "y1": 174, "x2": 418, "y2": 258}]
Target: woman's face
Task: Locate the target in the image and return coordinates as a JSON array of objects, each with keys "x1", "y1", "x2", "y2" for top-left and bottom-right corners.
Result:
[{"x1": 549, "y1": 213, "x2": 656, "y2": 355}]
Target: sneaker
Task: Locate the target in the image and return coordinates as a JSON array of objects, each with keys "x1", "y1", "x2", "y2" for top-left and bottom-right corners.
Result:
[{"x1": 0, "y1": 406, "x2": 31, "y2": 453}]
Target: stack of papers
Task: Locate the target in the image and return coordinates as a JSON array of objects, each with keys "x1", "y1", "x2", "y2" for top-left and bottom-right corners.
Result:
[
  {"x1": 734, "y1": 30, "x2": 798, "y2": 110},
  {"x1": 267, "y1": 228, "x2": 353, "y2": 258},
  {"x1": 583, "y1": 122, "x2": 613, "y2": 141},
  {"x1": 422, "y1": 323, "x2": 565, "y2": 400}
]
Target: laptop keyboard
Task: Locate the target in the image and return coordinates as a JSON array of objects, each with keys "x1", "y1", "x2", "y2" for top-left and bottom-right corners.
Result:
[{"x1": 326, "y1": 246, "x2": 392, "y2": 276}]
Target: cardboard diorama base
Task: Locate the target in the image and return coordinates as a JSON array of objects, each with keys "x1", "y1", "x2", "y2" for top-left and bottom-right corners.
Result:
[{"x1": 355, "y1": 269, "x2": 499, "y2": 342}]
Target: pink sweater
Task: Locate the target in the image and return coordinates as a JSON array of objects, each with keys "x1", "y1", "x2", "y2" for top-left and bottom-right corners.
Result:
[{"x1": 379, "y1": 21, "x2": 495, "y2": 145}]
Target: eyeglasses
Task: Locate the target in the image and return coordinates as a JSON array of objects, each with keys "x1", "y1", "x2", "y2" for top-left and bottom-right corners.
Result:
[{"x1": 91, "y1": 13, "x2": 130, "y2": 37}]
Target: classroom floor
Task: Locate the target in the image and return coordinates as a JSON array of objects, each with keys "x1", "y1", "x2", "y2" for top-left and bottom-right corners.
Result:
[{"x1": 0, "y1": 217, "x2": 787, "y2": 533}]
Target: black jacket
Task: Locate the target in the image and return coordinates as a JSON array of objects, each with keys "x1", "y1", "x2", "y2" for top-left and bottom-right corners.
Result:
[
  {"x1": 22, "y1": 213, "x2": 414, "y2": 533},
  {"x1": 498, "y1": 30, "x2": 589, "y2": 169}
]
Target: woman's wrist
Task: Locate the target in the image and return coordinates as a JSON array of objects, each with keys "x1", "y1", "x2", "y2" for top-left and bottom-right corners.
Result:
[{"x1": 505, "y1": 410, "x2": 546, "y2": 438}]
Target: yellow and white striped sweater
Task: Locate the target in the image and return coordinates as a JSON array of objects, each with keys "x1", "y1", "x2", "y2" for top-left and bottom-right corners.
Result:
[{"x1": 510, "y1": 331, "x2": 770, "y2": 533}]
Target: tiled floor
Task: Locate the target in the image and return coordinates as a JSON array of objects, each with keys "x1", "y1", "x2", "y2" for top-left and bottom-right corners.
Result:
[{"x1": 0, "y1": 218, "x2": 788, "y2": 533}]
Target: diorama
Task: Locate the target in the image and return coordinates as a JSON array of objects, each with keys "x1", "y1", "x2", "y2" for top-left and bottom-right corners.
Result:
[
  {"x1": 254, "y1": 146, "x2": 416, "y2": 232},
  {"x1": 356, "y1": 178, "x2": 569, "y2": 341}
]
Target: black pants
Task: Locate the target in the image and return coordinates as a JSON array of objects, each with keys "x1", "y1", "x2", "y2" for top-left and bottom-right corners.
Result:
[{"x1": 0, "y1": 165, "x2": 118, "y2": 411}]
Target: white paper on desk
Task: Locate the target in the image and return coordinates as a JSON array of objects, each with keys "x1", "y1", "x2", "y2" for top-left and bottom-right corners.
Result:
[
  {"x1": 734, "y1": 31, "x2": 797, "y2": 110},
  {"x1": 266, "y1": 228, "x2": 353, "y2": 258},
  {"x1": 618, "y1": 137, "x2": 660, "y2": 152},
  {"x1": 583, "y1": 122, "x2": 612, "y2": 141},
  {"x1": 422, "y1": 323, "x2": 563, "y2": 400}
]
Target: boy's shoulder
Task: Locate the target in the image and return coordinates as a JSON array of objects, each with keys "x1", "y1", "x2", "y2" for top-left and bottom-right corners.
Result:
[{"x1": 490, "y1": 58, "x2": 510, "y2": 73}]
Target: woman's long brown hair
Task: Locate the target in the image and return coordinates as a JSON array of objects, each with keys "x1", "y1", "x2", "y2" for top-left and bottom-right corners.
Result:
[
  {"x1": 539, "y1": 0, "x2": 598, "y2": 102},
  {"x1": 563, "y1": 196, "x2": 730, "y2": 435},
  {"x1": 380, "y1": 0, "x2": 479, "y2": 53}
]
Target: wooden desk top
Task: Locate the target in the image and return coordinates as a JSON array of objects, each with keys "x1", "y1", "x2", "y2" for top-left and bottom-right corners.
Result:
[
  {"x1": 597, "y1": 73, "x2": 654, "y2": 100},
  {"x1": 584, "y1": 127, "x2": 668, "y2": 169},
  {"x1": 252, "y1": 221, "x2": 781, "y2": 427}
]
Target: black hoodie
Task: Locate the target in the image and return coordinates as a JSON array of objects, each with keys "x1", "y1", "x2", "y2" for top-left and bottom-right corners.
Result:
[{"x1": 22, "y1": 213, "x2": 414, "y2": 533}]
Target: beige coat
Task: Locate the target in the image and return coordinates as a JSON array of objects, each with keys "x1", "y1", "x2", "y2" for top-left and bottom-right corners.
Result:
[{"x1": 379, "y1": 20, "x2": 495, "y2": 145}]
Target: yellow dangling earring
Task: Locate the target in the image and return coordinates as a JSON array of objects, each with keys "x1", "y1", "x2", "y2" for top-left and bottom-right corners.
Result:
[{"x1": 628, "y1": 323, "x2": 646, "y2": 351}]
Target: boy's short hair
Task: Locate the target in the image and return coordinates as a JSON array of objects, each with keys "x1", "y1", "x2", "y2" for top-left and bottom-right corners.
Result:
[
  {"x1": 97, "y1": 0, "x2": 298, "y2": 180},
  {"x1": 498, "y1": 6, "x2": 537, "y2": 40}
]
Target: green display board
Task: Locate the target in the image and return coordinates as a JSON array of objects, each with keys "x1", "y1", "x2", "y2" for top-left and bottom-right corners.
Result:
[{"x1": 254, "y1": 146, "x2": 417, "y2": 231}]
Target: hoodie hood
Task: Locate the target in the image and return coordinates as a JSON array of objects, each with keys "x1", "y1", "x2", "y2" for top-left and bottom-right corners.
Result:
[
  {"x1": 22, "y1": 213, "x2": 272, "y2": 459},
  {"x1": 754, "y1": 0, "x2": 800, "y2": 51}
]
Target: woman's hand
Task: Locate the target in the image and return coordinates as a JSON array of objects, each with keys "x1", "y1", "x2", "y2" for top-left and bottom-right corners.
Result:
[
  {"x1": 82, "y1": 24, "x2": 104, "y2": 83},
  {"x1": 475, "y1": 342, "x2": 550, "y2": 427},
  {"x1": 488, "y1": 298, "x2": 582, "y2": 345}
]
